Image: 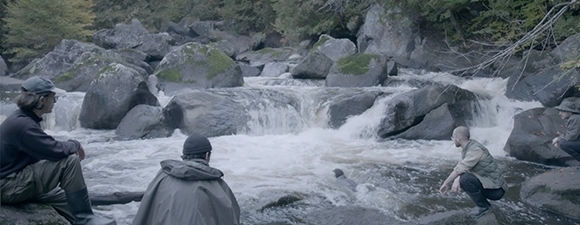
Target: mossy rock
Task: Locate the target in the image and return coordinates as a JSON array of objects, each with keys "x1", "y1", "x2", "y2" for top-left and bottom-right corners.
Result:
[
  {"x1": 0, "y1": 203, "x2": 70, "y2": 225},
  {"x1": 336, "y1": 54, "x2": 379, "y2": 75},
  {"x1": 310, "y1": 35, "x2": 331, "y2": 53}
]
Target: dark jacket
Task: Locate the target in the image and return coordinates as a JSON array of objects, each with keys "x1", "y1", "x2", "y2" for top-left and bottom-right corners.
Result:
[
  {"x1": 132, "y1": 159, "x2": 240, "y2": 225},
  {"x1": 0, "y1": 109, "x2": 80, "y2": 179}
]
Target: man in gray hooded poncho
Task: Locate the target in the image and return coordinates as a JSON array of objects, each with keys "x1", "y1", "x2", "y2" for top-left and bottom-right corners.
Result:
[{"x1": 132, "y1": 133, "x2": 240, "y2": 225}]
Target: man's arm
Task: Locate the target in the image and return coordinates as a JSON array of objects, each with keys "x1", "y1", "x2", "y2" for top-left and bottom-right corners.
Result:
[
  {"x1": 562, "y1": 116, "x2": 580, "y2": 141},
  {"x1": 439, "y1": 147, "x2": 484, "y2": 195},
  {"x1": 19, "y1": 124, "x2": 80, "y2": 161}
]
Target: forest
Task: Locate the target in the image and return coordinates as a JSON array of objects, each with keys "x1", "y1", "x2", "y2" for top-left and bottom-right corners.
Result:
[{"x1": 0, "y1": 0, "x2": 579, "y2": 68}]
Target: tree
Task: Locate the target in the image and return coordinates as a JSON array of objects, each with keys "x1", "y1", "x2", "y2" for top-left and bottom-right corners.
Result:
[{"x1": 2, "y1": 0, "x2": 95, "y2": 62}]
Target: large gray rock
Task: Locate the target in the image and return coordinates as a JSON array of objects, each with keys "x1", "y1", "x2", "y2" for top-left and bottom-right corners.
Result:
[
  {"x1": 0, "y1": 76, "x2": 23, "y2": 92},
  {"x1": 520, "y1": 167, "x2": 580, "y2": 221},
  {"x1": 304, "y1": 206, "x2": 409, "y2": 225},
  {"x1": 260, "y1": 62, "x2": 288, "y2": 77},
  {"x1": 292, "y1": 51, "x2": 334, "y2": 79},
  {"x1": 55, "y1": 51, "x2": 150, "y2": 92},
  {"x1": 79, "y1": 64, "x2": 158, "y2": 129},
  {"x1": 377, "y1": 85, "x2": 478, "y2": 140},
  {"x1": 236, "y1": 47, "x2": 295, "y2": 67},
  {"x1": 238, "y1": 63, "x2": 262, "y2": 77},
  {"x1": 392, "y1": 103, "x2": 456, "y2": 140},
  {"x1": 314, "y1": 34, "x2": 357, "y2": 62},
  {"x1": 0, "y1": 56, "x2": 7, "y2": 76},
  {"x1": 505, "y1": 106, "x2": 580, "y2": 167},
  {"x1": 357, "y1": 4, "x2": 415, "y2": 60},
  {"x1": 504, "y1": 38, "x2": 580, "y2": 107},
  {"x1": 0, "y1": 203, "x2": 70, "y2": 225},
  {"x1": 164, "y1": 88, "x2": 300, "y2": 137},
  {"x1": 13, "y1": 39, "x2": 105, "y2": 80},
  {"x1": 116, "y1": 104, "x2": 173, "y2": 139},
  {"x1": 154, "y1": 42, "x2": 243, "y2": 93},
  {"x1": 327, "y1": 91, "x2": 382, "y2": 129},
  {"x1": 292, "y1": 35, "x2": 356, "y2": 80},
  {"x1": 93, "y1": 19, "x2": 172, "y2": 60},
  {"x1": 325, "y1": 54, "x2": 388, "y2": 87}
]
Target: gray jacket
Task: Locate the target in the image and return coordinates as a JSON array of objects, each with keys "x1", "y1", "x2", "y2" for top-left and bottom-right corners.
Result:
[
  {"x1": 562, "y1": 114, "x2": 580, "y2": 141},
  {"x1": 132, "y1": 159, "x2": 240, "y2": 225},
  {"x1": 453, "y1": 140, "x2": 508, "y2": 191}
]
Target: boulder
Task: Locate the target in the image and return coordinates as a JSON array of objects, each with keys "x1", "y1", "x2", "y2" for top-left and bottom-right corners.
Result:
[
  {"x1": 13, "y1": 39, "x2": 105, "y2": 80},
  {"x1": 292, "y1": 35, "x2": 356, "y2": 79},
  {"x1": 236, "y1": 47, "x2": 295, "y2": 67},
  {"x1": 520, "y1": 167, "x2": 580, "y2": 221},
  {"x1": 504, "y1": 36, "x2": 580, "y2": 107},
  {"x1": 0, "y1": 76, "x2": 23, "y2": 92},
  {"x1": 377, "y1": 85, "x2": 478, "y2": 139},
  {"x1": 154, "y1": 42, "x2": 243, "y2": 93},
  {"x1": 55, "y1": 51, "x2": 150, "y2": 92},
  {"x1": 93, "y1": 19, "x2": 172, "y2": 60},
  {"x1": 260, "y1": 62, "x2": 288, "y2": 77},
  {"x1": 327, "y1": 91, "x2": 382, "y2": 129},
  {"x1": 392, "y1": 103, "x2": 456, "y2": 140},
  {"x1": 417, "y1": 209, "x2": 499, "y2": 225},
  {"x1": 116, "y1": 105, "x2": 173, "y2": 140},
  {"x1": 209, "y1": 40, "x2": 237, "y2": 58},
  {"x1": 313, "y1": 34, "x2": 357, "y2": 62},
  {"x1": 238, "y1": 63, "x2": 262, "y2": 77},
  {"x1": 0, "y1": 56, "x2": 7, "y2": 76},
  {"x1": 0, "y1": 203, "x2": 70, "y2": 225},
  {"x1": 325, "y1": 54, "x2": 388, "y2": 87},
  {"x1": 504, "y1": 107, "x2": 579, "y2": 166},
  {"x1": 304, "y1": 206, "x2": 408, "y2": 225},
  {"x1": 163, "y1": 88, "x2": 299, "y2": 137},
  {"x1": 292, "y1": 51, "x2": 334, "y2": 79},
  {"x1": 79, "y1": 64, "x2": 158, "y2": 129},
  {"x1": 357, "y1": 4, "x2": 415, "y2": 61}
]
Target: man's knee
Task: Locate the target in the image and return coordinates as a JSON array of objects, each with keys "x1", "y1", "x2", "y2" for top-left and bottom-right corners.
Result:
[
  {"x1": 62, "y1": 155, "x2": 80, "y2": 166},
  {"x1": 559, "y1": 140, "x2": 580, "y2": 151}
]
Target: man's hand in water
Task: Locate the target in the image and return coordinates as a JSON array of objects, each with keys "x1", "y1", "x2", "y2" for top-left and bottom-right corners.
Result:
[{"x1": 439, "y1": 184, "x2": 449, "y2": 195}]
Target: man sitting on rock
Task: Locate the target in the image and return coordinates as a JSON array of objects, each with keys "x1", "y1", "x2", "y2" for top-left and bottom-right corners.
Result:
[
  {"x1": 439, "y1": 126, "x2": 508, "y2": 218},
  {"x1": 552, "y1": 100, "x2": 580, "y2": 162},
  {"x1": 0, "y1": 76, "x2": 116, "y2": 225}
]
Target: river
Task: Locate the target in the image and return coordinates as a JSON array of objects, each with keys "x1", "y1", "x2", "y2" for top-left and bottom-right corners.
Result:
[{"x1": 1, "y1": 70, "x2": 577, "y2": 225}]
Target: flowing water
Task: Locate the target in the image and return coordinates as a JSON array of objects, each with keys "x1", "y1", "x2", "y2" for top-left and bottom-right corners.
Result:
[{"x1": 1, "y1": 70, "x2": 577, "y2": 225}]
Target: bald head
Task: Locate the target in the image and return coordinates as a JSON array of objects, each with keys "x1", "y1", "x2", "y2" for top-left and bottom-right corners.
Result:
[{"x1": 453, "y1": 126, "x2": 470, "y2": 141}]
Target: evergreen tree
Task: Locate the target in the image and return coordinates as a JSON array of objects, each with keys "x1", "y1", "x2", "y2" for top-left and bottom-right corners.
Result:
[{"x1": 2, "y1": 0, "x2": 95, "y2": 62}]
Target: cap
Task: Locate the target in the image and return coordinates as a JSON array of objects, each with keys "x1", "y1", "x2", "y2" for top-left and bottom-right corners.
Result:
[
  {"x1": 182, "y1": 133, "x2": 212, "y2": 155},
  {"x1": 21, "y1": 76, "x2": 66, "y2": 95},
  {"x1": 555, "y1": 100, "x2": 580, "y2": 114}
]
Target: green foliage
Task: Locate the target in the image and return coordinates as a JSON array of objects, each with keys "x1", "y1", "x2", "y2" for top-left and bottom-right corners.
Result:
[
  {"x1": 377, "y1": 0, "x2": 580, "y2": 48},
  {"x1": 92, "y1": 0, "x2": 220, "y2": 31},
  {"x1": 3, "y1": 0, "x2": 95, "y2": 62},
  {"x1": 272, "y1": 0, "x2": 371, "y2": 41},
  {"x1": 217, "y1": 0, "x2": 276, "y2": 34}
]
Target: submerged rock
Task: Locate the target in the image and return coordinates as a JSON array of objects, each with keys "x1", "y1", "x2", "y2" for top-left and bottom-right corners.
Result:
[{"x1": 0, "y1": 204, "x2": 69, "y2": 225}]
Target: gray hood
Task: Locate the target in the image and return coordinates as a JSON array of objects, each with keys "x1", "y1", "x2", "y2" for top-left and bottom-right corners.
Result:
[{"x1": 160, "y1": 159, "x2": 223, "y2": 181}]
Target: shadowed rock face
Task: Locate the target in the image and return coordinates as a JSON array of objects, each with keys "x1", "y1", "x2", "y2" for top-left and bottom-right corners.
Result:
[
  {"x1": 504, "y1": 107, "x2": 580, "y2": 167},
  {"x1": 520, "y1": 167, "x2": 580, "y2": 221},
  {"x1": 304, "y1": 206, "x2": 410, "y2": 225},
  {"x1": 377, "y1": 85, "x2": 478, "y2": 140},
  {"x1": 417, "y1": 209, "x2": 500, "y2": 225},
  {"x1": 79, "y1": 64, "x2": 158, "y2": 129}
]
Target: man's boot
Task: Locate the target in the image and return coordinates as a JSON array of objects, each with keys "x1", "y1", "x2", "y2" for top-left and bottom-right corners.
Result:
[
  {"x1": 466, "y1": 190, "x2": 491, "y2": 218},
  {"x1": 65, "y1": 187, "x2": 117, "y2": 225}
]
